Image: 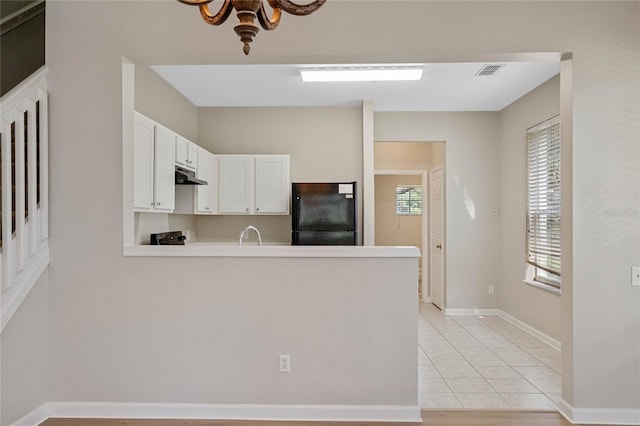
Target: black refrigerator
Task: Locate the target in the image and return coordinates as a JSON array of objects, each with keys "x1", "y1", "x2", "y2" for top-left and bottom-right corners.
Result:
[{"x1": 291, "y1": 182, "x2": 357, "y2": 245}]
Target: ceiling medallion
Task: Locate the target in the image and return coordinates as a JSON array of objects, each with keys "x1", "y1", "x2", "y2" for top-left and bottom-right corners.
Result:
[{"x1": 177, "y1": 0, "x2": 326, "y2": 55}]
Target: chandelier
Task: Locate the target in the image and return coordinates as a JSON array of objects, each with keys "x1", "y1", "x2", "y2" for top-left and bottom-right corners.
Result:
[{"x1": 177, "y1": 0, "x2": 326, "y2": 55}]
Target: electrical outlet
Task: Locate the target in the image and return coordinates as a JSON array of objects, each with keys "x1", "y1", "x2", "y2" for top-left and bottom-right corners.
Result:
[
  {"x1": 488, "y1": 285, "x2": 495, "y2": 294},
  {"x1": 279, "y1": 354, "x2": 291, "y2": 373},
  {"x1": 632, "y1": 267, "x2": 640, "y2": 287}
]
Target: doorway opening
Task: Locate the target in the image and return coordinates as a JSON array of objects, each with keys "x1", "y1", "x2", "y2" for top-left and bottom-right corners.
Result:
[{"x1": 373, "y1": 141, "x2": 445, "y2": 307}]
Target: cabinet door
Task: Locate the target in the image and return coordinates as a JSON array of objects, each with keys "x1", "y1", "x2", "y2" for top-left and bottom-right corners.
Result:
[
  {"x1": 133, "y1": 112, "x2": 155, "y2": 211},
  {"x1": 255, "y1": 155, "x2": 290, "y2": 214},
  {"x1": 218, "y1": 156, "x2": 252, "y2": 214},
  {"x1": 176, "y1": 136, "x2": 189, "y2": 167},
  {"x1": 176, "y1": 136, "x2": 198, "y2": 171},
  {"x1": 187, "y1": 142, "x2": 199, "y2": 171},
  {"x1": 195, "y1": 149, "x2": 216, "y2": 214},
  {"x1": 153, "y1": 125, "x2": 176, "y2": 212}
]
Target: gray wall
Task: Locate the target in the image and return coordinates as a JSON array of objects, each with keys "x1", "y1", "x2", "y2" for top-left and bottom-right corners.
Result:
[
  {"x1": 1, "y1": 273, "x2": 48, "y2": 425},
  {"x1": 43, "y1": 0, "x2": 640, "y2": 418}
]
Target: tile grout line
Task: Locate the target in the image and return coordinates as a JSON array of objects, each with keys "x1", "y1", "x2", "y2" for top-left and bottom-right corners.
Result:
[
  {"x1": 418, "y1": 306, "x2": 465, "y2": 407},
  {"x1": 419, "y1": 305, "x2": 504, "y2": 409},
  {"x1": 418, "y1": 303, "x2": 561, "y2": 410}
]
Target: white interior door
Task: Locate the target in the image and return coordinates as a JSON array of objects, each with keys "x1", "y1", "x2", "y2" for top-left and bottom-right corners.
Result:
[{"x1": 429, "y1": 165, "x2": 444, "y2": 309}]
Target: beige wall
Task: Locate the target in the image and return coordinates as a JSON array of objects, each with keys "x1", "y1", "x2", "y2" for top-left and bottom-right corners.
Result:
[
  {"x1": 374, "y1": 174, "x2": 423, "y2": 258},
  {"x1": 375, "y1": 142, "x2": 432, "y2": 170},
  {"x1": 374, "y1": 141, "x2": 445, "y2": 172},
  {"x1": 134, "y1": 65, "x2": 197, "y2": 141},
  {"x1": 428, "y1": 143, "x2": 445, "y2": 168},
  {"x1": 375, "y1": 112, "x2": 500, "y2": 310},
  {"x1": 42, "y1": 0, "x2": 640, "y2": 420},
  {"x1": 195, "y1": 107, "x2": 363, "y2": 244},
  {"x1": 1, "y1": 273, "x2": 48, "y2": 425},
  {"x1": 498, "y1": 75, "x2": 561, "y2": 341}
]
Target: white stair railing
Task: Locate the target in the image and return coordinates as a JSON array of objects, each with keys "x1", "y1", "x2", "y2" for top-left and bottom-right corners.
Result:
[{"x1": 0, "y1": 66, "x2": 49, "y2": 331}]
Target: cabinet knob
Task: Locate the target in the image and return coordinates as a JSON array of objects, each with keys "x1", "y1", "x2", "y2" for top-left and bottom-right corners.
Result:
[
  {"x1": 157, "y1": 202, "x2": 161, "y2": 206},
  {"x1": 205, "y1": 207, "x2": 210, "y2": 210},
  {"x1": 246, "y1": 208, "x2": 249, "y2": 212},
  {"x1": 256, "y1": 208, "x2": 260, "y2": 212}
]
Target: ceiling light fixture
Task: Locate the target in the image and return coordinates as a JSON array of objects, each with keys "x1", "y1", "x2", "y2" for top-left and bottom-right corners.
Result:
[
  {"x1": 300, "y1": 67, "x2": 424, "y2": 82},
  {"x1": 177, "y1": 0, "x2": 326, "y2": 55}
]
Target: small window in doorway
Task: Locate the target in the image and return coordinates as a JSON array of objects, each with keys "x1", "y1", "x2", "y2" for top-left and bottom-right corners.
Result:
[{"x1": 396, "y1": 185, "x2": 422, "y2": 215}]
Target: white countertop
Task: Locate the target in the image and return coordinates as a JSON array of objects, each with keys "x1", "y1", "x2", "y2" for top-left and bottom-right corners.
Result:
[{"x1": 124, "y1": 244, "x2": 421, "y2": 258}]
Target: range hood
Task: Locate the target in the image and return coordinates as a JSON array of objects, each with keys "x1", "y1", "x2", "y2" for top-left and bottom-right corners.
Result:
[{"x1": 175, "y1": 166, "x2": 207, "y2": 185}]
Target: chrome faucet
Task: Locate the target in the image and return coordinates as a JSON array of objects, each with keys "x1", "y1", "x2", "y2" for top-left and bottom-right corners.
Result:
[{"x1": 239, "y1": 225, "x2": 262, "y2": 246}]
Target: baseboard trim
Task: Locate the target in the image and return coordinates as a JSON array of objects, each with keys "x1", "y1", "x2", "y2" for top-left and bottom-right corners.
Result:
[
  {"x1": 559, "y1": 398, "x2": 640, "y2": 425},
  {"x1": 498, "y1": 310, "x2": 561, "y2": 352},
  {"x1": 443, "y1": 308, "x2": 501, "y2": 316},
  {"x1": 47, "y1": 402, "x2": 422, "y2": 423},
  {"x1": 9, "y1": 402, "x2": 49, "y2": 426},
  {"x1": 442, "y1": 308, "x2": 560, "y2": 352}
]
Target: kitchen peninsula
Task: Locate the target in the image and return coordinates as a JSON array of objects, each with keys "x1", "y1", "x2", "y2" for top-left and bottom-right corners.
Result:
[{"x1": 122, "y1": 242, "x2": 421, "y2": 422}]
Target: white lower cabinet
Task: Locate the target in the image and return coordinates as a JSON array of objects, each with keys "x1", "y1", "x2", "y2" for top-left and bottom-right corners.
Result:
[
  {"x1": 133, "y1": 112, "x2": 175, "y2": 213},
  {"x1": 218, "y1": 155, "x2": 290, "y2": 215}
]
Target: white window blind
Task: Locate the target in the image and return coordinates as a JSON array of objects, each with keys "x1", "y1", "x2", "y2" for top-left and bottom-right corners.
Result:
[
  {"x1": 396, "y1": 185, "x2": 422, "y2": 215},
  {"x1": 526, "y1": 116, "x2": 561, "y2": 286}
]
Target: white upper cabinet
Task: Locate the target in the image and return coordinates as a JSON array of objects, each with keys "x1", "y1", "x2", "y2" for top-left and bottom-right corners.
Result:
[
  {"x1": 175, "y1": 135, "x2": 198, "y2": 171},
  {"x1": 255, "y1": 155, "x2": 290, "y2": 214},
  {"x1": 133, "y1": 112, "x2": 175, "y2": 213},
  {"x1": 133, "y1": 112, "x2": 289, "y2": 217},
  {"x1": 218, "y1": 156, "x2": 253, "y2": 214},
  {"x1": 133, "y1": 112, "x2": 155, "y2": 211},
  {"x1": 218, "y1": 155, "x2": 290, "y2": 215},
  {"x1": 153, "y1": 125, "x2": 177, "y2": 212},
  {"x1": 195, "y1": 148, "x2": 217, "y2": 214}
]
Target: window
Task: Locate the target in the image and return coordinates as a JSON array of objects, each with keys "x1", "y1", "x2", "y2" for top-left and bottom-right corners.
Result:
[
  {"x1": 526, "y1": 116, "x2": 561, "y2": 287},
  {"x1": 396, "y1": 185, "x2": 422, "y2": 215}
]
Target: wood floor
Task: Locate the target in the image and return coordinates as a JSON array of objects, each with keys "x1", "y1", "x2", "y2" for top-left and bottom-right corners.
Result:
[{"x1": 39, "y1": 410, "x2": 605, "y2": 426}]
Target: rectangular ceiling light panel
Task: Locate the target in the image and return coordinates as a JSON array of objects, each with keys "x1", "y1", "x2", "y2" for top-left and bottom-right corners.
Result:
[{"x1": 300, "y1": 67, "x2": 424, "y2": 82}]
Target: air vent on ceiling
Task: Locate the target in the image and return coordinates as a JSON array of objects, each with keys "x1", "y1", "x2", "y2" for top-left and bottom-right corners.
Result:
[{"x1": 475, "y1": 64, "x2": 505, "y2": 76}]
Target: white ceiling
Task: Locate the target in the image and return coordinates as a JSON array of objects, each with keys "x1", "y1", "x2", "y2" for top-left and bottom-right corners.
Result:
[{"x1": 151, "y1": 61, "x2": 560, "y2": 112}]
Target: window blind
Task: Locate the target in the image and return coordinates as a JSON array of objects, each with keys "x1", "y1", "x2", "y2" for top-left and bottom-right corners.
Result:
[
  {"x1": 526, "y1": 116, "x2": 561, "y2": 280},
  {"x1": 396, "y1": 185, "x2": 422, "y2": 215}
]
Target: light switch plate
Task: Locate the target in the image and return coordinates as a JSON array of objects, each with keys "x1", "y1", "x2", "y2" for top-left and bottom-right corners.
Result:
[{"x1": 632, "y1": 267, "x2": 640, "y2": 287}]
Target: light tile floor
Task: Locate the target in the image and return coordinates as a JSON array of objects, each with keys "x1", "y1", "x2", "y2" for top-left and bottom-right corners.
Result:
[{"x1": 418, "y1": 302, "x2": 561, "y2": 410}]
